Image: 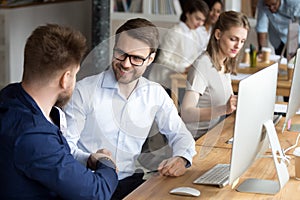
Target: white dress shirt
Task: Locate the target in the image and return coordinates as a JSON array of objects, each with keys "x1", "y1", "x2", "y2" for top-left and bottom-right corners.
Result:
[
  {"x1": 63, "y1": 68, "x2": 196, "y2": 180},
  {"x1": 148, "y1": 22, "x2": 207, "y2": 88},
  {"x1": 196, "y1": 25, "x2": 211, "y2": 49}
]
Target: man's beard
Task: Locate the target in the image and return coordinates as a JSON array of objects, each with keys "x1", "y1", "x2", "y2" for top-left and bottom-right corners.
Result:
[
  {"x1": 113, "y1": 62, "x2": 140, "y2": 84},
  {"x1": 55, "y1": 90, "x2": 72, "y2": 109}
]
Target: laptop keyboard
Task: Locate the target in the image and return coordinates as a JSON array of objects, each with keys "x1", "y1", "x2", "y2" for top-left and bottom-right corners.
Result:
[{"x1": 193, "y1": 164, "x2": 230, "y2": 188}]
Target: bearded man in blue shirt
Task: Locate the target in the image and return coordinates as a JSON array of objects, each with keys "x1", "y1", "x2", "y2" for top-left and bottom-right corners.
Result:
[
  {"x1": 0, "y1": 24, "x2": 118, "y2": 200},
  {"x1": 256, "y1": 0, "x2": 300, "y2": 55}
]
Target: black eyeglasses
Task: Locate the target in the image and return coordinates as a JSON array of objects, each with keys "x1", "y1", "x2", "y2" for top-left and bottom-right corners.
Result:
[{"x1": 113, "y1": 48, "x2": 151, "y2": 67}]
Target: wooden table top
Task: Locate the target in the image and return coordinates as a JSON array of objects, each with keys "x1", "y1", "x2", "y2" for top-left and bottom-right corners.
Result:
[
  {"x1": 125, "y1": 146, "x2": 300, "y2": 200},
  {"x1": 125, "y1": 114, "x2": 300, "y2": 199},
  {"x1": 196, "y1": 113, "x2": 300, "y2": 155}
]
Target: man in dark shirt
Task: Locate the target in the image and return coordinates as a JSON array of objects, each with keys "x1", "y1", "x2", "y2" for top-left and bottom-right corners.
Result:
[{"x1": 0, "y1": 24, "x2": 118, "y2": 200}]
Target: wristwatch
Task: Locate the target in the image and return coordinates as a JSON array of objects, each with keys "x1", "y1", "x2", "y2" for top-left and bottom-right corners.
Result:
[{"x1": 96, "y1": 157, "x2": 116, "y2": 170}]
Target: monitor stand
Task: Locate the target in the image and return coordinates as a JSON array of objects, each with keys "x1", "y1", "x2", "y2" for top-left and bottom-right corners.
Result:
[{"x1": 236, "y1": 120, "x2": 290, "y2": 195}]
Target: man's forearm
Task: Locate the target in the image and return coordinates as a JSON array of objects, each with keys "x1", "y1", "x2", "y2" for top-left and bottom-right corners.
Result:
[{"x1": 257, "y1": 32, "x2": 268, "y2": 52}]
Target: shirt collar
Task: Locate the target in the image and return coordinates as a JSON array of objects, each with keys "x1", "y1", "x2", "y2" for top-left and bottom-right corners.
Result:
[
  {"x1": 17, "y1": 83, "x2": 41, "y2": 115},
  {"x1": 17, "y1": 83, "x2": 61, "y2": 128},
  {"x1": 102, "y1": 67, "x2": 118, "y2": 89},
  {"x1": 179, "y1": 21, "x2": 191, "y2": 32}
]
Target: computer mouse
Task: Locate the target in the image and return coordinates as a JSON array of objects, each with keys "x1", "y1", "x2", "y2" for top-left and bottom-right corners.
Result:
[{"x1": 169, "y1": 186, "x2": 201, "y2": 197}]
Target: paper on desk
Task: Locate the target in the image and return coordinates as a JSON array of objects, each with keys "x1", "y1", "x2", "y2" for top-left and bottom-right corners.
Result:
[
  {"x1": 274, "y1": 104, "x2": 287, "y2": 113},
  {"x1": 274, "y1": 104, "x2": 300, "y2": 114},
  {"x1": 230, "y1": 73, "x2": 251, "y2": 81},
  {"x1": 239, "y1": 63, "x2": 250, "y2": 68}
]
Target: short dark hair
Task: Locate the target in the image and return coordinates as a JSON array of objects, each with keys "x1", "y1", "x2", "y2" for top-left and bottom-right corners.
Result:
[
  {"x1": 22, "y1": 24, "x2": 87, "y2": 83},
  {"x1": 114, "y1": 18, "x2": 159, "y2": 53},
  {"x1": 203, "y1": 0, "x2": 224, "y2": 11},
  {"x1": 180, "y1": 0, "x2": 210, "y2": 22}
]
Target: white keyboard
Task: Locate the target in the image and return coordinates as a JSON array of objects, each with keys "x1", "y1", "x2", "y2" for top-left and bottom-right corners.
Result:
[{"x1": 193, "y1": 164, "x2": 230, "y2": 188}]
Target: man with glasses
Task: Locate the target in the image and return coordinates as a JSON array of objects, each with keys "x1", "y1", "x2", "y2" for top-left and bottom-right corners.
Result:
[
  {"x1": 63, "y1": 18, "x2": 196, "y2": 200},
  {"x1": 256, "y1": 0, "x2": 300, "y2": 55}
]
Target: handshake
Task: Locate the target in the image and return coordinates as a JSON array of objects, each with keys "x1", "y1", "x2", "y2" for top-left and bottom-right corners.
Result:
[{"x1": 87, "y1": 149, "x2": 117, "y2": 171}]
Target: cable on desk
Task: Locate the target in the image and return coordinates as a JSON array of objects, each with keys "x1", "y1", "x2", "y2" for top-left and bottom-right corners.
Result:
[
  {"x1": 284, "y1": 132, "x2": 300, "y2": 154},
  {"x1": 260, "y1": 132, "x2": 300, "y2": 165}
]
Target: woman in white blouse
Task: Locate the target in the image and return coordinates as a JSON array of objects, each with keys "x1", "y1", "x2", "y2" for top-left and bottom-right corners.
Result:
[
  {"x1": 148, "y1": 0, "x2": 209, "y2": 94},
  {"x1": 197, "y1": 0, "x2": 224, "y2": 50},
  {"x1": 181, "y1": 11, "x2": 250, "y2": 139}
]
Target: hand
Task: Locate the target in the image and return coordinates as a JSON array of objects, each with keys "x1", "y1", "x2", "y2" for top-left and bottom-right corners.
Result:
[
  {"x1": 157, "y1": 157, "x2": 187, "y2": 177},
  {"x1": 184, "y1": 66, "x2": 191, "y2": 74},
  {"x1": 96, "y1": 148, "x2": 112, "y2": 157},
  {"x1": 226, "y1": 95, "x2": 237, "y2": 114},
  {"x1": 87, "y1": 149, "x2": 115, "y2": 171}
]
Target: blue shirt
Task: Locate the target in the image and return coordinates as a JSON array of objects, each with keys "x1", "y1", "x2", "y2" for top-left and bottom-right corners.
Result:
[
  {"x1": 0, "y1": 83, "x2": 118, "y2": 200},
  {"x1": 256, "y1": 0, "x2": 300, "y2": 48}
]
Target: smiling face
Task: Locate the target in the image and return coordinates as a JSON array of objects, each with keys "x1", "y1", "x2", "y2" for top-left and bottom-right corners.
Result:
[
  {"x1": 185, "y1": 11, "x2": 206, "y2": 29},
  {"x1": 209, "y1": 2, "x2": 223, "y2": 25},
  {"x1": 215, "y1": 26, "x2": 248, "y2": 61},
  {"x1": 112, "y1": 32, "x2": 154, "y2": 84}
]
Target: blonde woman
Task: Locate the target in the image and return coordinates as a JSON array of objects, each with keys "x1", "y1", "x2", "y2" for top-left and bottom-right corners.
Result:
[{"x1": 181, "y1": 11, "x2": 250, "y2": 139}]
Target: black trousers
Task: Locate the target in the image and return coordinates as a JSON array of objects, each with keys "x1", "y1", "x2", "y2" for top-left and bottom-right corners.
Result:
[
  {"x1": 111, "y1": 172, "x2": 145, "y2": 200},
  {"x1": 275, "y1": 41, "x2": 286, "y2": 56}
]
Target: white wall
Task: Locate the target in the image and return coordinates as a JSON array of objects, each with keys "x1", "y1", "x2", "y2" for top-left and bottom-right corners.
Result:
[
  {"x1": 224, "y1": 0, "x2": 241, "y2": 11},
  {"x1": 0, "y1": 0, "x2": 91, "y2": 86}
]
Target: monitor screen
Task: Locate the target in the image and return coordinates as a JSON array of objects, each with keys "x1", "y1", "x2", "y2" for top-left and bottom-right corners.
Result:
[
  {"x1": 286, "y1": 22, "x2": 299, "y2": 61},
  {"x1": 284, "y1": 48, "x2": 300, "y2": 131},
  {"x1": 228, "y1": 63, "x2": 289, "y2": 194}
]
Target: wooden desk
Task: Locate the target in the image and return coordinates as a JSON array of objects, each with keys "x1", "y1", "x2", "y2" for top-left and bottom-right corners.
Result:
[
  {"x1": 232, "y1": 62, "x2": 291, "y2": 96},
  {"x1": 124, "y1": 114, "x2": 300, "y2": 199},
  {"x1": 231, "y1": 78, "x2": 292, "y2": 97},
  {"x1": 125, "y1": 146, "x2": 300, "y2": 200},
  {"x1": 170, "y1": 63, "x2": 291, "y2": 110},
  {"x1": 196, "y1": 113, "x2": 300, "y2": 155}
]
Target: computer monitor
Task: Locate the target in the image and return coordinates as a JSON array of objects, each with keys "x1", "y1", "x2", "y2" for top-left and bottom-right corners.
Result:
[
  {"x1": 229, "y1": 63, "x2": 289, "y2": 194},
  {"x1": 279, "y1": 22, "x2": 299, "y2": 63},
  {"x1": 284, "y1": 48, "x2": 300, "y2": 131},
  {"x1": 286, "y1": 22, "x2": 299, "y2": 61}
]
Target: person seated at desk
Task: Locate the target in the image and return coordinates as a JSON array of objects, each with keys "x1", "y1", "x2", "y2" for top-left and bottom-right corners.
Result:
[
  {"x1": 0, "y1": 24, "x2": 118, "y2": 199},
  {"x1": 63, "y1": 18, "x2": 197, "y2": 200},
  {"x1": 181, "y1": 11, "x2": 250, "y2": 140},
  {"x1": 148, "y1": 0, "x2": 209, "y2": 95},
  {"x1": 198, "y1": 0, "x2": 224, "y2": 49}
]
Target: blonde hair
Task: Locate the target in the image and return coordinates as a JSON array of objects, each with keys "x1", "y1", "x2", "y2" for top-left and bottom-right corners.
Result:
[{"x1": 206, "y1": 11, "x2": 250, "y2": 74}]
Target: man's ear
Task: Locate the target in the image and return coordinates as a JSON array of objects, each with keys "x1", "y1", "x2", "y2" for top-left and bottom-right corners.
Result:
[
  {"x1": 214, "y1": 29, "x2": 221, "y2": 40},
  {"x1": 147, "y1": 52, "x2": 156, "y2": 66},
  {"x1": 59, "y1": 70, "x2": 71, "y2": 89}
]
